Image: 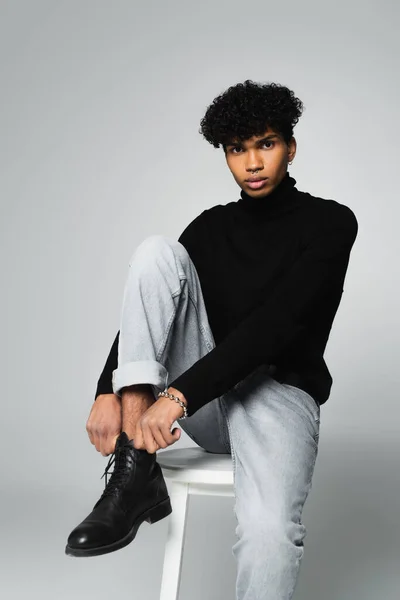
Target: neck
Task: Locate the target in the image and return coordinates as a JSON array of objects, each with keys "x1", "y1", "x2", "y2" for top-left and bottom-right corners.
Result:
[{"x1": 237, "y1": 171, "x2": 299, "y2": 216}]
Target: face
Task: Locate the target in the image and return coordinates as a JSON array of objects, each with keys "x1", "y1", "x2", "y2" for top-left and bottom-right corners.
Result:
[{"x1": 224, "y1": 127, "x2": 296, "y2": 197}]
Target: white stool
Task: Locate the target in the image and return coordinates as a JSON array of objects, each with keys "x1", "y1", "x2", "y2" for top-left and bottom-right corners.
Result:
[{"x1": 157, "y1": 446, "x2": 234, "y2": 600}]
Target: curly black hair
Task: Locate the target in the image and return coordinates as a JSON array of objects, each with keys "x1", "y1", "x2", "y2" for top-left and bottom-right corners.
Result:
[{"x1": 199, "y1": 79, "x2": 304, "y2": 152}]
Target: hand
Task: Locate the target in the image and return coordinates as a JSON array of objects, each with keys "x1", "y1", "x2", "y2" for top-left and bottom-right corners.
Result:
[
  {"x1": 132, "y1": 387, "x2": 187, "y2": 454},
  {"x1": 86, "y1": 394, "x2": 122, "y2": 456}
]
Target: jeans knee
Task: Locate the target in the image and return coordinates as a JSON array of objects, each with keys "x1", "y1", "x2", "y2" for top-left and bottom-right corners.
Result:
[
  {"x1": 235, "y1": 511, "x2": 306, "y2": 552},
  {"x1": 129, "y1": 234, "x2": 189, "y2": 265},
  {"x1": 128, "y1": 234, "x2": 167, "y2": 265}
]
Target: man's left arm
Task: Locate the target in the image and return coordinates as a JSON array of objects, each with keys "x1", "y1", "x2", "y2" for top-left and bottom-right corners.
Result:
[{"x1": 169, "y1": 204, "x2": 358, "y2": 416}]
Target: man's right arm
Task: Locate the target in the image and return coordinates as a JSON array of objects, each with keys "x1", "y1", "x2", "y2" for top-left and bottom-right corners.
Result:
[{"x1": 94, "y1": 330, "x2": 119, "y2": 401}]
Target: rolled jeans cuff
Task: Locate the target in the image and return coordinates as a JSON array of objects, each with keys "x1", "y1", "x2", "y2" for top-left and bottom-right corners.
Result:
[{"x1": 112, "y1": 360, "x2": 168, "y2": 401}]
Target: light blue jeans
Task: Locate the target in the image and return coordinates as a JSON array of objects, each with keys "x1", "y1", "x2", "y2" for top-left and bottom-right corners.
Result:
[{"x1": 112, "y1": 234, "x2": 321, "y2": 600}]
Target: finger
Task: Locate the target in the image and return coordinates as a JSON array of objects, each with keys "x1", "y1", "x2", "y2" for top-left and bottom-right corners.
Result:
[
  {"x1": 172, "y1": 427, "x2": 181, "y2": 441},
  {"x1": 96, "y1": 427, "x2": 110, "y2": 456},
  {"x1": 86, "y1": 423, "x2": 95, "y2": 445},
  {"x1": 169, "y1": 427, "x2": 181, "y2": 445},
  {"x1": 99, "y1": 433, "x2": 110, "y2": 457},
  {"x1": 151, "y1": 426, "x2": 169, "y2": 449},
  {"x1": 101, "y1": 433, "x2": 119, "y2": 456},
  {"x1": 133, "y1": 424, "x2": 146, "y2": 450},
  {"x1": 92, "y1": 431, "x2": 102, "y2": 453},
  {"x1": 142, "y1": 422, "x2": 159, "y2": 454},
  {"x1": 160, "y1": 424, "x2": 181, "y2": 447},
  {"x1": 112, "y1": 433, "x2": 119, "y2": 451}
]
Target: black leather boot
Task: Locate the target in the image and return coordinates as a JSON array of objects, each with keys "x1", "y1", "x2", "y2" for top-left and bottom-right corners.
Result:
[{"x1": 65, "y1": 431, "x2": 172, "y2": 557}]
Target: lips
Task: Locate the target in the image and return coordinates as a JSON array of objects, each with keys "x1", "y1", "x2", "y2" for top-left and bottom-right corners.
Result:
[
  {"x1": 246, "y1": 178, "x2": 269, "y2": 190},
  {"x1": 246, "y1": 177, "x2": 267, "y2": 182}
]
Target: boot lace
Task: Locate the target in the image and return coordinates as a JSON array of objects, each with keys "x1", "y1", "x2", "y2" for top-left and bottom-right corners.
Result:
[{"x1": 98, "y1": 441, "x2": 132, "y2": 500}]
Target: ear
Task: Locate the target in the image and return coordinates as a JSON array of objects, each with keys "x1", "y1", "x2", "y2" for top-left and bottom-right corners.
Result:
[{"x1": 288, "y1": 136, "x2": 297, "y2": 161}]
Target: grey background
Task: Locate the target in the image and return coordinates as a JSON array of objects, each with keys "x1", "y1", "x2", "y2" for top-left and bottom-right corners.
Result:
[{"x1": 1, "y1": 1, "x2": 399, "y2": 599}]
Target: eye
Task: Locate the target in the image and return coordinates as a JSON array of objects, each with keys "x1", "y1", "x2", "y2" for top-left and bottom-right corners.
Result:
[{"x1": 229, "y1": 141, "x2": 275, "y2": 153}]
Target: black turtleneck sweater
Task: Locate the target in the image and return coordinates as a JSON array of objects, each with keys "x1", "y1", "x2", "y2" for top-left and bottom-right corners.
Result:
[{"x1": 95, "y1": 172, "x2": 358, "y2": 417}]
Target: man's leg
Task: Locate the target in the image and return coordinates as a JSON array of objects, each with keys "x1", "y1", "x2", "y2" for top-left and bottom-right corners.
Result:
[
  {"x1": 219, "y1": 368, "x2": 321, "y2": 600},
  {"x1": 120, "y1": 383, "x2": 156, "y2": 440},
  {"x1": 66, "y1": 234, "x2": 229, "y2": 557},
  {"x1": 111, "y1": 233, "x2": 230, "y2": 453}
]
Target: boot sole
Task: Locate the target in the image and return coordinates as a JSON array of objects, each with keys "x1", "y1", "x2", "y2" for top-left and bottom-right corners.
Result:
[{"x1": 65, "y1": 496, "x2": 172, "y2": 558}]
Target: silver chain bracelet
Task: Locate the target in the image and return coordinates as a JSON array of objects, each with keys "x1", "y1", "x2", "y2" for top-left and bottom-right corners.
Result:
[{"x1": 158, "y1": 388, "x2": 188, "y2": 420}]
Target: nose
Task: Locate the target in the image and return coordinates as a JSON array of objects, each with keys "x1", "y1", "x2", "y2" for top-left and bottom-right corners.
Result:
[{"x1": 245, "y1": 151, "x2": 263, "y2": 173}]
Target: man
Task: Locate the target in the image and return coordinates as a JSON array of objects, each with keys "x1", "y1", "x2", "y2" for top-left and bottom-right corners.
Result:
[{"x1": 66, "y1": 79, "x2": 358, "y2": 600}]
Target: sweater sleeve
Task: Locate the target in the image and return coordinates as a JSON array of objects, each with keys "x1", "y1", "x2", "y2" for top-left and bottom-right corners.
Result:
[
  {"x1": 169, "y1": 204, "x2": 358, "y2": 417},
  {"x1": 94, "y1": 330, "x2": 119, "y2": 400}
]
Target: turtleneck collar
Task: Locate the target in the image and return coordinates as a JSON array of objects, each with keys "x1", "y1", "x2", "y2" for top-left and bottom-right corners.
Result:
[{"x1": 236, "y1": 171, "x2": 300, "y2": 216}]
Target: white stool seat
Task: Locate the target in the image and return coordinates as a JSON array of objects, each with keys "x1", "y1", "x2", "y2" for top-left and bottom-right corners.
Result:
[
  {"x1": 157, "y1": 447, "x2": 234, "y2": 600},
  {"x1": 158, "y1": 446, "x2": 234, "y2": 487}
]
